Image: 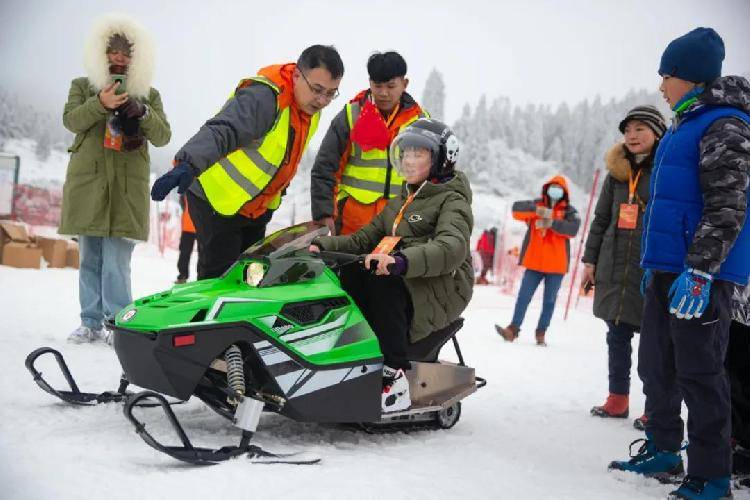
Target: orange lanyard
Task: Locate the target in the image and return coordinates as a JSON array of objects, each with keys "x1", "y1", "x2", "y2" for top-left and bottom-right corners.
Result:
[
  {"x1": 391, "y1": 182, "x2": 425, "y2": 236},
  {"x1": 628, "y1": 169, "x2": 643, "y2": 204},
  {"x1": 384, "y1": 103, "x2": 401, "y2": 127}
]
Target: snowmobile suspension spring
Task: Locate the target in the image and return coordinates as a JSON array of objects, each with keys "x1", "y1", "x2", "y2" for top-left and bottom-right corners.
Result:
[{"x1": 224, "y1": 344, "x2": 245, "y2": 405}]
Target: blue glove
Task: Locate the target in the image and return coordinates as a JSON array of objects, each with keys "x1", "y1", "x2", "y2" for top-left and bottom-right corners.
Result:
[
  {"x1": 668, "y1": 268, "x2": 713, "y2": 319},
  {"x1": 150, "y1": 162, "x2": 195, "y2": 201},
  {"x1": 640, "y1": 269, "x2": 653, "y2": 296}
]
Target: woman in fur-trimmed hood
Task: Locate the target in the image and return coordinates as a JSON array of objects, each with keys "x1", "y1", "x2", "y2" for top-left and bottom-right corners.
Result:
[
  {"x1": 60, "y1": 13, "x2": 171, "y2": 344},
  {"x1": 582, "y1": 105, "x2": 666, "y2": 422}
]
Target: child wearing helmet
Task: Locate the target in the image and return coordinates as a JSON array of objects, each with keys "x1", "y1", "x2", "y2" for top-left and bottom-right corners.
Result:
[{"x1": 310, "y1": 118, "x2": 474, "y2": 413}]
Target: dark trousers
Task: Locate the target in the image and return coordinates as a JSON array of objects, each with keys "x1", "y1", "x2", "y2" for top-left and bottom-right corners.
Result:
[
  {"x1": 605, "y1": 320, "x2": 637, "y2": 395},
  {"x1": 728, "y1": 320, "x2": 750, "y2": 448},
  {"x1": 177, "y1": 231, "x2": 197, "y2": 279},
  {"x1": 639, "y1": 271, "x2": 732, "y2": 478},
  {"x1": 186, "y1": 191, "x2": 273, "y2": 279},
  {"x1": 341, "y1": 266, "x2": 413, "y2": 370}
]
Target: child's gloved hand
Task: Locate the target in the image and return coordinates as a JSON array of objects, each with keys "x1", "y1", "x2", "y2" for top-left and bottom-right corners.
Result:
[{"x1": 668, "y1": 268, "x2": 713, "y2": 319}]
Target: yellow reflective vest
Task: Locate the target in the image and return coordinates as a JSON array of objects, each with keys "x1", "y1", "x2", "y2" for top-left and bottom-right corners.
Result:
[
  {"x1": 339, "y1": 101, "x2": 426, "y2": 205},
  {"x1": 197, "y1": 76, "x2": 320, "y2": 216}
]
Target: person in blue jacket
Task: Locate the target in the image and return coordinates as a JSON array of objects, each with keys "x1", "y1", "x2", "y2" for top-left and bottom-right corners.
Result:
[{"x1": 608, "y1": 27, "x2": 750, "y2": 500}]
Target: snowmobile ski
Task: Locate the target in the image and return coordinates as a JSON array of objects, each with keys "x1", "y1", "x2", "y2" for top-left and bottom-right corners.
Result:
[
  {"x1": 124, "y1": 390, "x2": 319, "y2": 465},
  {"x1": 246, "y1": 447, "x2": 321, "y2": 465},
  {"x1": 25, "y1": 347, "x2": 182, "y2": 408}
]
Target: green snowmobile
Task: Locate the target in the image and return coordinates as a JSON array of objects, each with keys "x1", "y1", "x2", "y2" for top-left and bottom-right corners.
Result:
[{"x1": 26, "y1": 221, "x2": 484, "y2": 465}]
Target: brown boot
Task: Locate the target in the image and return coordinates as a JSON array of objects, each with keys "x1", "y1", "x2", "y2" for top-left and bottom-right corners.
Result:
[
  {"x1": 495, "y1": 324, "x2": 519, "y2": 342},
  {"x1": 590, "y1": 393, "x2": 629, "y2": 418},
  {"x1": 535, "y1": 329, "x2": 547, "y2": 346}
]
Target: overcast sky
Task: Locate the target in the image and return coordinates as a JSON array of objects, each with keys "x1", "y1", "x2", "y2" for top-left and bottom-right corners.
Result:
[{"x1": 1, "y1": 0, "x2": 749, "y2": 157}]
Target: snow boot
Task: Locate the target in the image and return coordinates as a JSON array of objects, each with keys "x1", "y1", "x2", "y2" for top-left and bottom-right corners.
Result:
[
  {"x1": 634, "y1": 413, "x2": 649, "y2": 431},
  {"x1": 175, "y1": 277, "x2": 187, "y2": 284},
  {"x1": 382, "y1": 366, "x2": 411, "y2": 413},
  {"x1": 608, "y1": 438, "x2": 684, "y2": 483},
  {"x1": 102, "y1": 326, "x2": 114, "y2": 346},
  {"x1": 668, "y1": 475, "x2": 732, "y2": 499},
  {"x1": 495, "y1": 324, "x2": 519, "y2": 342},
  {"x1": 68, "y1": 325, "x2": 102, "y2": 344},
  {"x1": 591, "y1": 393, "x2": 629, "y2": 418},
  {"x1": 535, "y1": 329, "x2": 547, "y2": 346}
]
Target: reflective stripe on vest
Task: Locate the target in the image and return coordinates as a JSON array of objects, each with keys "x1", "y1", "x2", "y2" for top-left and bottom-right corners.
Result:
[
  {"x1": 339, "y1": 101, "x2": 423, "y2": 204},
  {"x1": 197, "y1": 76, "x2": 319, "y2": 216}
]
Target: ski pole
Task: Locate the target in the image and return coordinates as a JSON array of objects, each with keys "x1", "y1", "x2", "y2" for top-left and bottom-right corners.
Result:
[{"x1": 564, "y1": 169, "x2": 600, "y2": 321}]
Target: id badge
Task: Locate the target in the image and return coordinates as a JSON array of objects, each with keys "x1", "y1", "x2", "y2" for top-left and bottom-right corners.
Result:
[
  {"x1": 372, "y1": 236, "x2": 401, "y2": 254},
  {"x1": 617, "y1": 203, "x2": 638, "y2": 229}
]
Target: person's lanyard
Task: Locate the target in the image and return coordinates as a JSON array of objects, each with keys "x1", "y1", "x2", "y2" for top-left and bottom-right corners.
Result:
[
  {"x1": 628, "y1": 169, "x2": 643, "y2": 204},
  {"x1": 384, "y1": 103, "x2": 401, "y2": 127},
  {"x1": 391, "y1": 181, "x2": 425, "y2": 236}
]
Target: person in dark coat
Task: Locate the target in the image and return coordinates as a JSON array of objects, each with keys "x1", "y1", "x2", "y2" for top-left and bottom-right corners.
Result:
[{"x1": 583, "y1": 105, "x2": 666, "y2": 423}]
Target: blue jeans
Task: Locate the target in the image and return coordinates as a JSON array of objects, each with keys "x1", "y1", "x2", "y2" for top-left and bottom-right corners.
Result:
[
  {"x1": 78, "y1": 235, "x2": 136, "y2": 330},
  {"x1": 510, "y1": 269, "x2": 564, "y2": 332}
]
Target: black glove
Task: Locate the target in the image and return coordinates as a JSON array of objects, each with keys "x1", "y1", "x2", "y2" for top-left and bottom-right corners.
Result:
[
  {"x1": 119, "y1": 99, "x2": 146, "y2": 119},
  {"x1": 151, "y1": 162, "x2": 196, "y2": 201}
]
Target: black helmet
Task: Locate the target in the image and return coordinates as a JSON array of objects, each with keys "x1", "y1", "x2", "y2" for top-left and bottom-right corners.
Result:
[{"x1": 390, "y1": 118, "x2": 460, "y2": 179}]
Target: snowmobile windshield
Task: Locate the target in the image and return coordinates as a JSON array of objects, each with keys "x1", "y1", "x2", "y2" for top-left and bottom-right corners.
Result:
[{"x1": 242, "y1": 221, "x2": 329, "y2": 260}]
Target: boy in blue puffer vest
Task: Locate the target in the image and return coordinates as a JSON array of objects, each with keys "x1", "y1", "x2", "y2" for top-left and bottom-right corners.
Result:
[{"x1": 608, "y1": 27, "x2": 750, "y2": 500}]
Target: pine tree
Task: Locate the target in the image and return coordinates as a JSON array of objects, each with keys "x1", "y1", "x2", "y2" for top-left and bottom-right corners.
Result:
[{"x1": 421, "y1": 69, "x2": 445, "y2": 121}]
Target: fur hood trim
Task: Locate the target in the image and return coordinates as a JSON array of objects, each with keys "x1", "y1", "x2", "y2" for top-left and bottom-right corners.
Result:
[
  {"x1": 604, "y1": 143, "x2": 632, "y2": 182},
  {"x1": 83, "y1": 13, "x2": 154, "y2": 98}
]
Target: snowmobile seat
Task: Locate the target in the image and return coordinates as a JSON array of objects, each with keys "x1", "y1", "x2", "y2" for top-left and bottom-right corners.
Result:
[{"x1": 405, "y1": 318, "x2": 464, "y2": 363}]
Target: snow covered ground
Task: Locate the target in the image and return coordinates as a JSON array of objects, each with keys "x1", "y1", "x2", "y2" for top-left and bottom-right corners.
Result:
[{"x1": 1, "y1": 245, "x2": 746, "y2": 500}]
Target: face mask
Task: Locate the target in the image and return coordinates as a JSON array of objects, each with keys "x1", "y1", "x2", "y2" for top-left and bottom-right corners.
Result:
[{"x1": 547, "y1": 185, "x2": 564, "y2": 201}]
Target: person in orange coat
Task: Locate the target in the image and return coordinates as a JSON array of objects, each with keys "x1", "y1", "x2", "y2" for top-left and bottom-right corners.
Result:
[
  {"x1": 495, "y1": 175, "x2": 580, "y2": 345},
  {"x1": 175, "y1": 194, "x2": 196, "y2": 284}
]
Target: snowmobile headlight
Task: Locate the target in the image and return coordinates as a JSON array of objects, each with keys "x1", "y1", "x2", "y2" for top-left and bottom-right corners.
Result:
[{"x1": 245, "y1": 262, "x2": 266, "y2": 287}]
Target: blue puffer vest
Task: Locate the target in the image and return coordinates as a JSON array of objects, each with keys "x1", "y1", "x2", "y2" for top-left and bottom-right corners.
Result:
[{"x1": 641, "y1": 104, "x2": 750, "y2": 284}]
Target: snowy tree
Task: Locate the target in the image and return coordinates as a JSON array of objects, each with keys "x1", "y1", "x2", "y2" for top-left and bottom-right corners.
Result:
[
  {"x1": 453, "y1": 85, "x2": 666, "y2": 190},
  {"x1": 421, "y1": 68, "x2": 445, "y2": 121},
  {"x1": 35, "y1": 130, "x2": 51, "y2": 160}
]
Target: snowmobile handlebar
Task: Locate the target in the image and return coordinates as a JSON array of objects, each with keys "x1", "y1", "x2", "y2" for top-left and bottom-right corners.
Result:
[
  {"x1": 310, "y1": 250, "x2": 366, "y2": 268},
  {"x1": 310, "y1": 250, "x2": 389, "y2": 274}
]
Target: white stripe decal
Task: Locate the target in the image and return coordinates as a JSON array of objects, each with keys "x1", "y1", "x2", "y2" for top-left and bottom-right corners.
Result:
[
  {"x1": 281, "y1": 313, "x2": 349, "y2": 342},
  {"x1": 206, "y1": 297, "x2": 272, "y2": 320}
]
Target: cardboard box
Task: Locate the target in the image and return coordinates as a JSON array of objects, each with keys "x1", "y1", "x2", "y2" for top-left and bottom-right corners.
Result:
[
  {"x1": 1, "y1": 241, "x2": 42, "y2": 269},
  {"x1": 35, "y1": 236, "x2": 68, "y2": 268},
  {"x1": 66, "y1": 240, "x2": 79, "y2": 269},
  {"x1": 0, "y1": 221, "x2": 30, "y2": 259}
]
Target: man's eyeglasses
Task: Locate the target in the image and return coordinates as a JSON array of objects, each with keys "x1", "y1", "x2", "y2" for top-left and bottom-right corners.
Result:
[{"x1": 299, "y1": 71, "x2": 339, "y2": 101}]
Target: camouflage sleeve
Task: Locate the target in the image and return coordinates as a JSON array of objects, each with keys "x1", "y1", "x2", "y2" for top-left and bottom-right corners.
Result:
[
  {"x1": 731, "y1": 283, "x2": 750, "y2": 326},
  {"x1": 686, "y1": 117, "x2": 750, "y2": 274}
]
